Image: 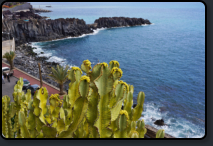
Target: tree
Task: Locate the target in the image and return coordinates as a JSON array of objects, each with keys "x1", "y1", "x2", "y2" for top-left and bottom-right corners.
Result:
[
  {"x1": 48, "y1": 65, "x2": 69, "y2": 95},
  {"x1": 3, "y1": 51, "x2": 16, "y2": 70}
]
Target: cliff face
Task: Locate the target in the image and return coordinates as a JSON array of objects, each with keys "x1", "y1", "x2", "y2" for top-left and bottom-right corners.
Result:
[
  {"x1": 2, "y1": 17, "x2": 151, "y2": 45},
  {"x1": 94, "y1": 17, "x2": 151, "y2": 28},
  {"x1": 2, "y1": 18, "x2": 93, "y2": 45}
]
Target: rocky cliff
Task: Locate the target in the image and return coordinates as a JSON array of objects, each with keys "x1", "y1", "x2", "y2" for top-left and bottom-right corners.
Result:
[
  {"x1": 2, "y1": 17, "x2": 151, "y2": 45},
  {"x1": 94, "y1": 17, "x2": 151, "y2": 28},
  {"x1": 2, "y1": 18, "x2": 93, "y2": 45}
]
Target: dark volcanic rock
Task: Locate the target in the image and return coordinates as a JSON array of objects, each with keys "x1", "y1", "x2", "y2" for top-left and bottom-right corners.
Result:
[
  {"x1": 3, "y1": 10, "x2": 12, "y2": 16},
  {"x1": 17, "y1": 11, "x2": 43, "y2": 19},
  {"x1": 154, "y1": 119, "x2": 167, "y2": 126},
  {"x1": 14, "y1": 45, "x2": 59, "y2": 90},
  {"x1": 94, "y1": 17, "x2": 151, "y2": 28},
  {"x1": 2, "y1": 32, "x2": 10, "y2": 41},
  {"x1": 2, "y1": 16, "x2": 151, "y2": 45},
  {"x1": 2, "y1": 18, "x2": 94, "y2": 45}
]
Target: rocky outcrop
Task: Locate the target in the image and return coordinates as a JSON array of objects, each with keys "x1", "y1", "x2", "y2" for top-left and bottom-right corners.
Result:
[
  {"x1": 13, "y1": 45, "x2": 62, "y2": 88},
  {"x1": 2, "y1": 17, "x2": 151, "y2": 45},
  {"x1": 2, "y1": 10, "x2": 12, "y2": 19},
  {"x1": 17, "y1": 11, "x2": 43, "y2": 19},
  {"x1": 2, "y1": 33, "x2": 10, "y2": 41},
  {"x1": 2, "y1": 18, "x2": 93, "y2": 45},
  {"x1": 4, "y1": 10, "x2": 43, "y2": 20},
  {"x1": 154, "y1": 119, "x2": 167, "y2": 126},
  {"x1": 94, "y1": 17, "x2": 151, "y2": 28}
]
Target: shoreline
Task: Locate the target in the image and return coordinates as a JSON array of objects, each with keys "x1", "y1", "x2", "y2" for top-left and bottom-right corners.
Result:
[
  {"x1": 9, "y1": 21, "x2": 154, "y2": 95},
  {"x1": 2, "y1": 6, "x2": 152, "y2": 92},
  {"x1": 11, "y1": 44, "x2": 70, "y2": 91},
  {"x1": 29, "y1": 27, "x2": 107, "y2": 44},
  {"x1": 12, "y1": 23, "x2": 151, "y2": 91},
  {"x1": 16, "y1": 23, "x2": 153, "y2": 45},
  {"x1": 2, "y1": 16, "x2": 152, "y2": 46}
]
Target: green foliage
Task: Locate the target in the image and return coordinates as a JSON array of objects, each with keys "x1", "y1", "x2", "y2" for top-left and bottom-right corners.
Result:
[
  {"x1": 48, "y1": 65, "x2": 69, "y2": 95},
  {"x1": 156, "y1": 129, "x2": 165, "y2": 138},
  {"x1": 2, "y1": 60, "x2": 165, "y2": 138},
  {"x1": 3, "y1": 51, "x2": 16, "y2": 70}
]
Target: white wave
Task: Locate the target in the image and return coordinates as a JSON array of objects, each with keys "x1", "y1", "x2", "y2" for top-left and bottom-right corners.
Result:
[
  {"x1": 139, "y1": 102, "x2": 205, "y2": 138},
  {"x1": 141, "y1": 24, "x2": 150, "y2": 26},
  {"x1": 30, "y1": 27, "x2": 107, "y2": 44},
  {"x1": 110, "y1": 24, "x2": 152, "y2": 29},
  {"x1": 30, "y1": 42, "x2": 80, "y2": 69},
  {"x1": 47, "y1": 56, "x2": 66, "y2": 63},
  {"x1": 89, "y1": 27, "x2": 106, "y2": 35},
  {"x1": 30, "y1": 43, "x2": 53, "y2": 58},
  {"x1": 38, "y1": 53, "x2": 52, "y2": 57}
]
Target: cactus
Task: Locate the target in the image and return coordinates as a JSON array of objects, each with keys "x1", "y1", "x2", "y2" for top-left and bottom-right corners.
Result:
[
  {"x1": 2, "y1": 95, "x2": 14, "y2": 138},
  {"x1": 2, "y1": 60, "x2": 165, "y2": 138},
  {"x1": 156, "y1": 129, "x2": 165, "y2": 138},
  {"x1": 136, "y1": 119, "x2": 147, "y2": 138},
  {"x1": 58, "y1": 75, "x2": 90, "y2": 138},
  {"x1": 114, "y1": 110, "x2": 129, "y2": 138}
]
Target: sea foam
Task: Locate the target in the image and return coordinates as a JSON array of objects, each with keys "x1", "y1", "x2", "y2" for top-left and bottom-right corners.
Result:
[{"x1": 140, "y1": 101, "x2": 205, "y2": 138}]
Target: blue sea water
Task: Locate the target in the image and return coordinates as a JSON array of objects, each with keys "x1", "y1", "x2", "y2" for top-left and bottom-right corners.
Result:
[{"x1": 30, "y1": 2, "x2": 205, "y2": 138}]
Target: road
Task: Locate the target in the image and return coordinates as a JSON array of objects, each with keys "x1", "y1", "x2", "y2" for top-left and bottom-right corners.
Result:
[
  {"x1": 2, "y1": 62, "x2": 62, "y2": 100},
  {"x1": 2, "y1": 76, "x2": 19, "y2": 102}
]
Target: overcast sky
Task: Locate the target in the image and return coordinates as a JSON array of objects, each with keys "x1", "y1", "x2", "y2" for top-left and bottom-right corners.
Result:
[{"x1": 30, "y1": 2, "x2": 205, "y2": 8}]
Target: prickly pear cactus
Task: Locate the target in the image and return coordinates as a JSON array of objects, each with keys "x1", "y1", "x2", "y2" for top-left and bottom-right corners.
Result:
[{"x1": 2, "y1": 60, "x2": 165, "y2": 138}]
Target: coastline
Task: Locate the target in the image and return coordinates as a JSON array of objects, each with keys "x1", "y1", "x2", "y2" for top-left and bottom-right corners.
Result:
[
  {"x1": 1, "y1": 2, "x2": 206, "y2": 138},
  {"x1": 10, "y1": 21, "x2": 152, "y2": 97},
  {"x1": 2, "y1": 15, "x2": 152, "y2": 46},
  {"x1": 11, "y1": 44, "x2": 70, "y2": 91},
  {"x1": 2, "y1": 4, "x2": 152, "y2": 94},
  {"x1": 21, "y1": 23, "x2": 153, "y2": 44}
]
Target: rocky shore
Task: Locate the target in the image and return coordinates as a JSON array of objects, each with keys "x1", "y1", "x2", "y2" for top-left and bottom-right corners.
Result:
[
  {"x1": 2, "y1": 17, "x2": 94, "y2": 46},
  {"x1": 2, "y1": 15, "x2": 151, "y2": 45},
  {"x1": 11, "y1": 44, "x2": 70, "y2": 91},
  {"x1": 2, "y1": 10, "x2": 151, "y2": 92}
]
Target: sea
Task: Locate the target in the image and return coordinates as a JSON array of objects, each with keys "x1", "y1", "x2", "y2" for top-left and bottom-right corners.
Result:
[{"x1": 30, "y1": 2, "x2": 205, "y2": 138}]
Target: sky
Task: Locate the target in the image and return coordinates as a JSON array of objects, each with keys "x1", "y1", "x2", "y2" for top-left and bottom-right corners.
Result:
[{"x1": 30, "y1": 2, "x2": 205, "y2": 9}]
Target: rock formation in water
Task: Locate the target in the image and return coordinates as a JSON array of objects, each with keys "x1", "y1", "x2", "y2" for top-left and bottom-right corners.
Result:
[
  {"x1": 154, "y1": 119, "x2": 167, "y2": 126},
  {"x1": 2, "y1": 17, "x2": 151, "y2": 45},
  {"x1": 94, "y1": 17, "x2": 151, "y2": 28}
]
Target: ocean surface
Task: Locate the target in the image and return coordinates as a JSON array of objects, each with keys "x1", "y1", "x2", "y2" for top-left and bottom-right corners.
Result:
[{"x1": 30, "y1": 2, "x2": 205, "y2": 138}]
